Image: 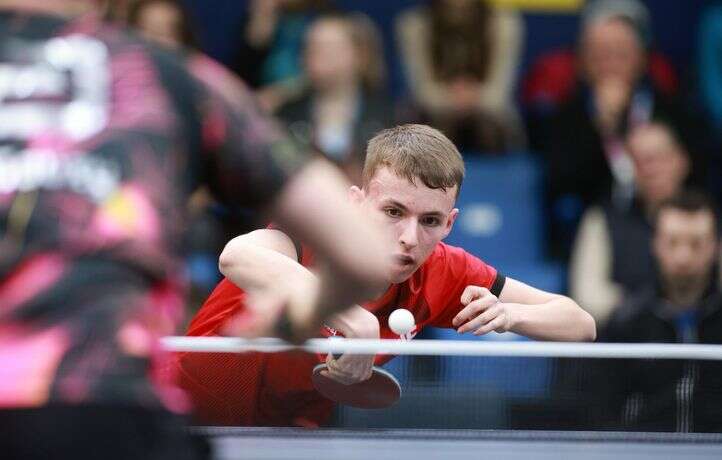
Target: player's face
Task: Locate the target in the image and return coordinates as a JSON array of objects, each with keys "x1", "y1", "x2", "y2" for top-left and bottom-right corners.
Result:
[{"x1": 351, "y1": 167, "x2": 459, "y2": 284}]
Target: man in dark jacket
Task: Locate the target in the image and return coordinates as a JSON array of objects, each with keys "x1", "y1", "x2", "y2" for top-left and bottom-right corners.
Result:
[{"x1": 595, "y1": 190, "x2": 722, "y2": 432}]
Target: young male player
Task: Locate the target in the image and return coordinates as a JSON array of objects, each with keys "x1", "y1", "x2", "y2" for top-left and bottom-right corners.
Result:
[{"x1": 177, "y1": 124, "x2": 597, "y2": 427}]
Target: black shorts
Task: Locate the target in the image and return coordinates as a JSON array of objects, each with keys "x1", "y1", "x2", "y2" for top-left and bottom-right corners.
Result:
[{"x1": 0, "y1": 405, "x2": 210, "y2": 460}]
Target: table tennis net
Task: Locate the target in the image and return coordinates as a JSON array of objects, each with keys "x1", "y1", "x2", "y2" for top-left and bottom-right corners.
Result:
[{"x1": 167, "y1": 331, "x2": 722, "y2": 433}]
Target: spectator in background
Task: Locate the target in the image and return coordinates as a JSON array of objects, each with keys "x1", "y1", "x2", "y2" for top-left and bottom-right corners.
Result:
[
  {"x1": 127, "y1": 0, "x2": 198, "y2": 50},
  {"x1": 522, "y1": 2, "x2": 678, "y2": 151},
  {"x1": 233, "y1": 0, "x2": 333, "y2": 112},
  {"x1": 396, "y1": 0, "x2": 525, "y2": 153},
  {"x1": 275, "y1": 13, "x2": 391, "y2": 183},
  {"x1": 569, "y1": 123, "x2": 690, "y2": 326},
  {"x1": 592, "y1": 191, "x2": 722, "y2": 432},
  {"x1": 542, "y1": 0, "x2": 710, "y2": 259}
]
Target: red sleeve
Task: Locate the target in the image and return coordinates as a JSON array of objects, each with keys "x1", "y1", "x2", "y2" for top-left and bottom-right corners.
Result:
[
  {"x1": 186, "y1": 278, "x2": 247, "y2": 337},
  {"x1": 426, "y1": 243, "x2": 506, "y2": 329}
]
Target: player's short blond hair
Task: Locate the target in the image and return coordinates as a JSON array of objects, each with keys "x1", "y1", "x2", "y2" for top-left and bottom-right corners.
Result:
[{"x1": 363, "y1": 124, "x2": 465, "y2": 197}]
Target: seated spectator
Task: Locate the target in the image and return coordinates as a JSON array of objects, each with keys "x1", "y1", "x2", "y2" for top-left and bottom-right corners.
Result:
[
  {"x1": 593, "y1": 191, "x2": 722, "y2": 432},
  {"x1": 523, "y1": 0, "x2": 678, "y2": 151},
  {"x1": 542, "y1": 0, "x2": 710, "y2": 259},
  {"x1": 127, "y1": 0, "x2": 198, "y2": 50},
  {"x1": 396, "y1": 0, "x2": 525, "y2": 153},
  {"x1": 569, "y1": 123, "x2": 690, "y2": 326},
  {"x1": 275, "y1": 13, "x2": 392, "y2": 183},
  {"x1": 523, "y1": 49, "x2": 677, "y2": 153},
  {"x1": 233, "y1": 0, "x2": 334, "y2": 112}
]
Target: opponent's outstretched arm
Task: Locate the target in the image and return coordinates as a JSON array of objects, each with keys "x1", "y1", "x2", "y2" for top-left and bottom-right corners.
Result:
[{"x1": 267, "y1": 160, "x2": 389, "y2": 337}]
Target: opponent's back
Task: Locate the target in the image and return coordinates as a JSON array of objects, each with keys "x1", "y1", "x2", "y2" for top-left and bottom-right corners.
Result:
[{"x1": 0, "y1": 10, "x2": 302, "y2": 409}]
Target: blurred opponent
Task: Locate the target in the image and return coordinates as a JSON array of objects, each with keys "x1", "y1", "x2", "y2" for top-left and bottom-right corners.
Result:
[{"x1": 0, "y1": 0, "x2": 388, "y2": 458}]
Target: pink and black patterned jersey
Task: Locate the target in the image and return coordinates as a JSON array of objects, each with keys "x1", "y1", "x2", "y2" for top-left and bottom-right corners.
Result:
[{"x1": 0, "y1": 11, "x2": 307, "y2": 411}]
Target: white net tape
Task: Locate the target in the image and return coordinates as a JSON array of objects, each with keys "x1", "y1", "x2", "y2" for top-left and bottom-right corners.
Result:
[{"x1": 161, "y1": 336, "x2": 722, "y2": 360}]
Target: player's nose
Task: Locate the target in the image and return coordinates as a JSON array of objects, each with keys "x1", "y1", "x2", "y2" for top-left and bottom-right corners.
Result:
[{"x1": 398, "y1": 219, "x2": 419, "y2": 249}]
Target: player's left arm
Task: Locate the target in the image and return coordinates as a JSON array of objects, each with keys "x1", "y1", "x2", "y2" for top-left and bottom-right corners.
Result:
[{"x1": 453, "y1": 278, "x2": 596, "y2": 342}]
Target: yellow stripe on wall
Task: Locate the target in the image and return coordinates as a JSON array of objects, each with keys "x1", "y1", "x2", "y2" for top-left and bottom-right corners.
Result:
[{"x1": 489, "y1": 0, "x2": 584, "y2": 12}]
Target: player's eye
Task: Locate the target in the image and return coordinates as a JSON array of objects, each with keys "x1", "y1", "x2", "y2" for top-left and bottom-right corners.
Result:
[
  {"x1": 384, "y1": 207, "x2": 402, "y2": 218},
  {"x1": 421, "y1": 216, "x2": 441, "y2": 227}
]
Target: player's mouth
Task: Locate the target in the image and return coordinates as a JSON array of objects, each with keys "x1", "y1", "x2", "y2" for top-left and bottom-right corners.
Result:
[{"x1": 394, "y1": 254, "x2": 415, "y2": 267}]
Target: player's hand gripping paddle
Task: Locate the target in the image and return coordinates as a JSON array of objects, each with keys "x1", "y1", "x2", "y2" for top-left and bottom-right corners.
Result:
[{"x1": 311, "y1": 360, "x2": 401, "y2": 409}]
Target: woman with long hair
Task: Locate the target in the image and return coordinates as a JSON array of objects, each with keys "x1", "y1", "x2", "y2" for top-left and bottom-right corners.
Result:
[{"x1": 397, "y1": 0, "x2": 525, "y2": 153}]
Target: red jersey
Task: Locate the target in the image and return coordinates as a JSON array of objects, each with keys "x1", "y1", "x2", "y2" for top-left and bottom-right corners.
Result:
[{"x1": 176, "y1": 242, "x2": 504, "y2": 426}]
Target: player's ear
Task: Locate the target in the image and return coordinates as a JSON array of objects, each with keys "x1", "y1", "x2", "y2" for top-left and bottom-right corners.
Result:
[
  {"x1": 349, "y1": 185, "x2": 364, "y2": 204},
  {"x1": 442, "y1": 208, "x2": 459, "y2": 239}
]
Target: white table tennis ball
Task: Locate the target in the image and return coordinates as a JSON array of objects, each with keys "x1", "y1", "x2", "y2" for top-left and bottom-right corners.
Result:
[{"x1": 389, "y1": 309, "x2": 415, "y2": 335}]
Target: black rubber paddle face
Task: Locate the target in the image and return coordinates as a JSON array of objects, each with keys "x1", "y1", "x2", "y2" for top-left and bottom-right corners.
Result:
[{"x1": 311, "y1": 364, "x2": 401, "y2": 409}]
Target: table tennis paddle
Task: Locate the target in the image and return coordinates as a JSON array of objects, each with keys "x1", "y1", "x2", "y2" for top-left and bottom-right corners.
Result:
[{"x1": 311, "y1": 363, "x2": 401, "y2": 409}]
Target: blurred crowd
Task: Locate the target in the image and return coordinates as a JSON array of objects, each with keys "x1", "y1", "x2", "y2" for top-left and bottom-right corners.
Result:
[{"x1": 99, "y1": 0, "x2": 722, "y2": 432}]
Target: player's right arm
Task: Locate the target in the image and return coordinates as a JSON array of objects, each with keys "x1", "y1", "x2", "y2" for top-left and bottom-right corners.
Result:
[
  {"x1": 218, "y1": 228, "x2": 378, "y2": 383},
  {"x1": 218, "y1": 229, "x2": 310, "y2": 293}
]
